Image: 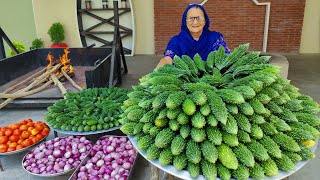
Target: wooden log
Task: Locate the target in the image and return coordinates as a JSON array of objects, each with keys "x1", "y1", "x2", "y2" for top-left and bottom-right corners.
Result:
[
  {"x1": 51, "y1": 73, "x2": 67, "y2": 95},
  {"x1": 2, "y1": 66, "x2": 47, "y2": 94},
  {"x1": 0, "y1": 64, "x2": 62, "y2": 109},
  {"x1": 0, "y1": 74, "x2": 63, "y2": 99},
  {"x1": 61, "y1": 69, "x2": 83, "y2": 91},
  {"x1": 0, "y1": 74, "x2": 63, "y2": 109},
  {"x1": 0, "y1": 64, "x2": 62, "y2": 99},
  {"x1": 0, "y1": 80, "x2": 53, "y2": 100}
]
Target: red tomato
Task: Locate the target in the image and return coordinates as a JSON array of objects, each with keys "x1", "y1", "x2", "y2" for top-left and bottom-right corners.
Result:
[
  {"x1": 0, "y1": 144, "x2": 8, "y2": 153},
  {"x1": 27, "y1": 127, "x2": 34, "y2": 133},
  {"x1": 20, "y1": 120, "x2": 28, "y2": 125},
  {"x1": 0, "y1": 136, "x2": 8, "y2": 144},
  {"x1": 4, "y1": 129, "x2": 13, "y2": 137},
  {"x1": 17, "y1": 138, "x2": 24, "y2": 145},
  {"x1": 7, "y1": 147, "x2": 15, "y2": 152},
  {"x1": 9, "y1": 135, "x2": 19, "y2": 143},
  {"x1": 21, "y1": 131, "x2": 30, "y2": 139},
  {"x1": 13, "y1": 129, "x2": 21, "y2": 136},
  {"x1": 36, "y1": 134, "x2": 44, "y2": 140},
  {"x1": 0, "y1": 128, "x2": 6, "y2": 133},
  {"x1": 9, "y1": 123, "x2": 20, "y2": 130},
  {"x1": 16, "y1": 145, "x2": 23, "y2": 150},
  {"x1": 21, "y1": 139, "x2": 32, "y2": 148},
  {"x1": 35, "y1": 123, "x2": 45, "y2": 131},
  {"x1": 8, "y1": 142, "x2": 17, "y2": 148},
  {"x1": 19, "y1": 125, "x2": 28, "y2": 131}
]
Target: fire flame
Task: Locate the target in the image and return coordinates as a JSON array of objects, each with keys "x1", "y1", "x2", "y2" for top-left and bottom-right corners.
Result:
[
  {"x1": 47, "y1": 53, "x2": 54, "y2": 67},
  {"x1": 47, "y1": 48, "x2": 73, "y2": 75}
]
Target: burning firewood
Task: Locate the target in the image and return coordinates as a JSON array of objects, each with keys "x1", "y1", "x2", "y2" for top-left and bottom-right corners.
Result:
[
  {"x1": 0, "y1": 48, "x2": 83, "y2": 109},
  {"x1": 61, "y1": 69, "x2": 83, "y2": 91},
  {"x1": 50, "y1": 73, "x2": 67, "y2": 95}
]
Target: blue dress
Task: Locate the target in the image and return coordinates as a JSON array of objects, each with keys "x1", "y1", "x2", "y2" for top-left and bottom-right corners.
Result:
[{"x1": 164, "y1": 4, "x2": 230, "y2": 61}]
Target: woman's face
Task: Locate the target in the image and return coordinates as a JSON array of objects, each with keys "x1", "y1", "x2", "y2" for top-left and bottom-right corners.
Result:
[{"x1": 186, "y1": 7, "x2": 206, "y2": 35}]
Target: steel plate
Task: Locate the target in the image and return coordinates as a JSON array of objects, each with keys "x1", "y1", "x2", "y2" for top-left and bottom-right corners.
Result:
[
  {"x1": 50, "y1": 125, "x2": 121, "y2": 135},
  {"x1": 21, "y1": 136, "x2": 93, "y2": 177},
  {"x1": 69, "y1": 135, "x2": 138, "y2": 180},
  {"x1": 128, "y1": 136, "x2": 318, "y2": 180},
  {"x1": 0, "y1": 128, "x2": 50, "y2": 156}
]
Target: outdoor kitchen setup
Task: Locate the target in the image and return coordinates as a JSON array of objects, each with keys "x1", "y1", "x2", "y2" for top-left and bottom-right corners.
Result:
[{"x1": 0, "y1": 3, "x2": 127, "y2": 109}]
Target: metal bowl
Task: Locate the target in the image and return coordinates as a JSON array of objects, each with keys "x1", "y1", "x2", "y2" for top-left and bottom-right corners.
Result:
[
  {"x1": 22, "y1": 163, "x2": 77, "y2": 177},
  {"x1": 50, "y1": 125, "x2": 122, "y2": 135},
  {"x1": 0, "y1": 128, "x2": 50, "y2": 156},
  {"x1": 69, "y1": 135, "x2": 138, "y2": 180},
  {"x1": 128, "y1": 136, "x2": 318, "y2": 180},
  {"x1": 21, "y1": 136, "x2": 93, "y2": 177}
]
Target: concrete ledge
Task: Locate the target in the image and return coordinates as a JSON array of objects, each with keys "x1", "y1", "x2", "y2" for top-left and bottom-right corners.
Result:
[{"x1": 262, "y1": 53, "x2": 289, "y2": 79}]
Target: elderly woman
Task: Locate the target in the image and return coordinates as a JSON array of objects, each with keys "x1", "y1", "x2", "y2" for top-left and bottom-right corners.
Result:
[{"x1": 156, "y1": 4, "x2": 230, "y2": 68}]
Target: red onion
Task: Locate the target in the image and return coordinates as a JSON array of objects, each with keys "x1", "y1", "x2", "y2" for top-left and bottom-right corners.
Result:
[
  {"x1": 53, "y1": 149, "x2": 62, "y2": 158},
  {"x1": 85, "y1": 162, "x2": 93, "y2": 169},
  {"x1": 38, "y1": 144, "x2": 45, "y2": 151},
  {"x1": 96, "y1": 159, "x2": 104, "y2": 167},
  {"x1": 116, "y1": 147, "x2": 125, "y2": 152},
  {"x1": 40, "y1": 166, "x2": 46, "y2": 173},
  {"x1": 116, "y1": 158, "x2": 123, "y2": 165},
  {"x1": 26, "y1": 166, "x2": 32, "y2": 171},
  {"x1": 47, "y1": 144, "x2": 54, "y2": 150},
  {"x1": 129, "y1": 156, "x2": 135, "y2": 163},
  {"x1": 44, "y1": 149, "x2": 53, "y2": 156},
  {"x1": 53, "y1": 164, "x2": 60, "y2": 171},
  {"x1": 53, "y1": 141, "x2": 60, "y2": 147},
  {"x1": 64, "y1": 164, "x2": 72, "y2": 172},
  {"x1": 120, "y1": 137, "x2": 127, "y2": 142},
  {"x1": 25, "y1": 154, "x2": 33, "y2": 160},
  {"x1": 79, "y1": 146, "x2": 86, "y2": 153},
  {"x1": 122, "y1": 162, "x2": 131, "y2": 169},
  {"x1": 103, "y1": 154, "x2": 112, "y2": 162},
  {"x1": 46, "y1": 165, "x2": 53, "y2": 172},
  {"x1": 32, "y1": 168, "x2": 40, "y2": 174},
  {"x1": 125, "y1": 144, "x2": 133, "y2": 150},
  {"x1": 34, "y1": 152, "x2": 44, "y2": 159},
  {"x1": 91, "y1": 156, "x2": 99, "y2": 164}
]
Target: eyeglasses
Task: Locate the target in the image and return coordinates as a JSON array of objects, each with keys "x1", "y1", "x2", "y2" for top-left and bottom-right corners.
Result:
[{"x1": 186, "y1": 16, "x2": 205, "y2": 23}]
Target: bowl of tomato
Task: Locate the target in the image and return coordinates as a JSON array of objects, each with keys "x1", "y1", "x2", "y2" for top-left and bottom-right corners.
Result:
[{"x1": 0, "y1": 119, "x2": 50, "y2": 155}]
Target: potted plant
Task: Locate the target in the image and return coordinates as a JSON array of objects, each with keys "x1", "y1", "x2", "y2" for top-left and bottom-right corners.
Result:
[
  {"x1": 30, "y1": 38, "x2": 44, "y2": 50},
  {"x1": 47, "y1": 22, "x2": 68, "y2": 48},
  {"x1": 9, "y1": 41, "x2": 26, "y2": 56}
]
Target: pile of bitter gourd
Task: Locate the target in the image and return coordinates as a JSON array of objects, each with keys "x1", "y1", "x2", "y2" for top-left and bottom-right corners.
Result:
[
  {"x1": 120, "y1": 44, "x2": 320, "y2": 180},
  {"x1": 45, "y1": 87, "x2": 129, "y2": 132}
]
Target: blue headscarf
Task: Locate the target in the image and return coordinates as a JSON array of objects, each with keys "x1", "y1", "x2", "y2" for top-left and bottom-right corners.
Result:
[{"x1": 165, "y1": 4, "x2": 229, "y2": 60}]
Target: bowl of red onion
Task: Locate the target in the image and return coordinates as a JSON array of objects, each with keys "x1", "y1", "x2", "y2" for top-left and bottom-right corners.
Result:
[
  {"x1": 22, "y1": 136, "x2": 93, "y2": 177},
  {"x1": 69, "y1": 135, "x2": 138, "y2": 180}
]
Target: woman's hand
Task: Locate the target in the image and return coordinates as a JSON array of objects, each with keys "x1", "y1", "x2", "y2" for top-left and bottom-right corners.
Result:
[{"x1": 156, "y1": 56, "x2": 173, "y2": 68}]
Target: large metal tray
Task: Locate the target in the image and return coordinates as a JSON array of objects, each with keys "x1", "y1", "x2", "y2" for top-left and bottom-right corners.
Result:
[
  {"x1": 69, "y1": 135, "x2": 138, "y2": 180},
  {"x1": 128, "y1": 136, "x2": 318, "y2": 180},
  {"x1": 50, "y1": 125, "x2": 122, "y2": 135},
  {"x1": 21, "y1": 136, "x2": 93, "y2": 177},
  {"x1": 0, "y1": 128, "x2": 50, "y2": 156}
]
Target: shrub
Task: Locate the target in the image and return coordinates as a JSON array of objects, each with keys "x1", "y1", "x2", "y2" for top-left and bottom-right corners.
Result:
[
  {"x1": 30, "y1": 38, "x2": 44, "y2": 49},
  {"x1": 47, "y1": 22, "x2": 65, "y2": 44},
  {"x1": 9, "y1": 41, "x2": 26, "y2": 57}
]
